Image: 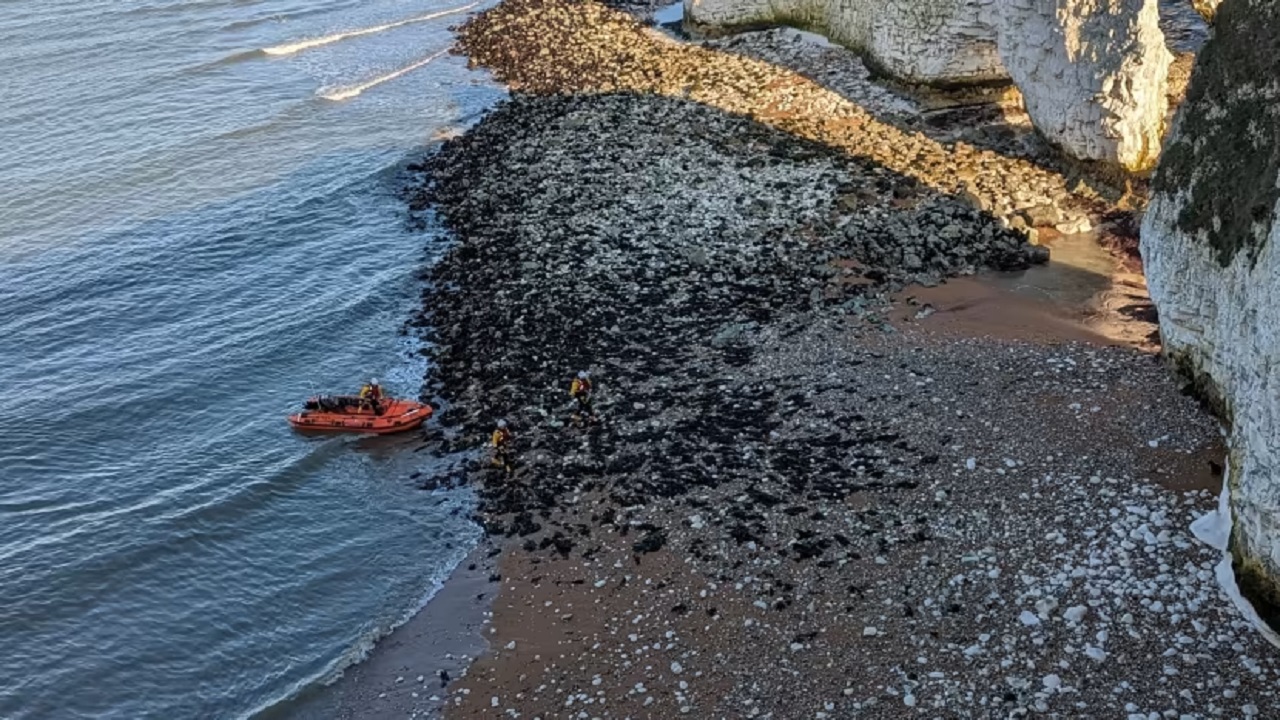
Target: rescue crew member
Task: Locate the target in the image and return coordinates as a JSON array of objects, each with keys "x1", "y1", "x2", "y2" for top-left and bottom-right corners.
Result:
[
  {"x1": 569, "y1": 370, "x2": 597, "y2": 424},
  {"x1": 359, "y1": 378, "x2": 384, "y2": 414},
  {"x1": 491, "y1": 419, "x2": 514, "y2": 477}
]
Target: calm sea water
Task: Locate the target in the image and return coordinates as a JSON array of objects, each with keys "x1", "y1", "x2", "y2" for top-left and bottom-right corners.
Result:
[
  {"x1": 1159, "y1": 0, "x2": 1210, "y2": 54},
  {"x1": 0, "y1": 1, "x2": 500, "y2": 717}
]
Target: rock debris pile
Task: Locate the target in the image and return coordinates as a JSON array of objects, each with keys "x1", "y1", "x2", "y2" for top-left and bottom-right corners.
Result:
[
  {"x1": 410, "y1": 90, "x2": 1043, "y2": 530},
  {"x1": 452, "y1": 0, "x2": 1115, "y2": 244}
]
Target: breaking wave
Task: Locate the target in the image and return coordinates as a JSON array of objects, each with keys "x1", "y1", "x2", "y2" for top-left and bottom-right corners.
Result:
[
  {"x1": 262, "y1": 2, "x2": 479, "y2": 56},
  {"x1": 317, "y1": 49, "x2": 450, "y2": 101}
]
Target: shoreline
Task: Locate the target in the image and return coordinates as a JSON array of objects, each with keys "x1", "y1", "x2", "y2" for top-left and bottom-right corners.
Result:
[{"x1": 285, "y1": 539, "x2": 501, "y2": 720}]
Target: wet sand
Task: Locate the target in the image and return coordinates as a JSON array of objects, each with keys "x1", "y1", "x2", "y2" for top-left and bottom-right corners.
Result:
[
  {"x1": 891, "y1": 275, "x2": 1121, "y2": 347},
  {"x1": 890, "y1": 231, "x2": 1161, "y2": 350}
]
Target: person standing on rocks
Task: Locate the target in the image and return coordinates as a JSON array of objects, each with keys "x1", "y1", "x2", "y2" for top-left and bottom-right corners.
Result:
[
  {"x1": 490, "y1": 419, "x2": 514, "y2": 477},
  {"x1": 569, "y1": 370, "x2": 598, "y2": 426}
]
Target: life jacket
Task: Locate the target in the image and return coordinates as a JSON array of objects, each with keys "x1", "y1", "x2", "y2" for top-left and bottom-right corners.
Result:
[
  {"x1": 492, "y1": 428, "x2": 512, "y2": 448},
  {"x1": 370, "y1": 385, "x2": 383, "y2": 400},
  {"x1": 359, "y1": 385, "x2": 373, "y2": 399},
  {"x1": 570, "y1": 378, "x2": 592, "y2": 398}
]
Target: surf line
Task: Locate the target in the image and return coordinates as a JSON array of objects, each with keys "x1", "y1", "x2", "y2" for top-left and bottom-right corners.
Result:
[
  {"x1": 263, "y1": 2, "x2": 480, "y2": 56},
  {"x1": 318, "y1": 49, "x2": 450, "y2": 101}
]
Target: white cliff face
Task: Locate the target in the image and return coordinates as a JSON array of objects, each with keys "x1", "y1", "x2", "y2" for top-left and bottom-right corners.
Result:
[
  {"x1": 686, "y1": 0, "x2": 1007, "y2": 85},
  {"x1": 997, "y1": 0, "x2": 1171, "y2": 171},
  {"x1": 684, "y1": 0, "x2": 1172, "y2": 170},
  {"x1": 1142, "y1": 0, "x2": 1280, "y2": 618},
  {"x1": 1144, "y1": 200, "x2": 1280, "y2": 616}
]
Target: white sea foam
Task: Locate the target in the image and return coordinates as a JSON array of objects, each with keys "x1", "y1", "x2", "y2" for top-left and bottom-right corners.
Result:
[
  {"x1": 318, "y1": 49, "x2": 450, "y2": 101},
  {"x1": 263, "y1": 2, "x2": 479, "y2": 56},
  {"x1": 1190, "y1": 457, "x2": 1280, "y2": 649}
]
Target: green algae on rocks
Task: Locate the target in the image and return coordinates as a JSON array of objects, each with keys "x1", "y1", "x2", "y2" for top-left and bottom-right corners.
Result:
[{"x1": 1153, "y1": 0, "x2": 1280, "y2": 269}]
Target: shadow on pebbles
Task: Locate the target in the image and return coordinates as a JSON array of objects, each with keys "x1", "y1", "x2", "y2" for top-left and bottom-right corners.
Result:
[{"x1": 395, "y1": 3, "x2": 1280, "y2": 718}]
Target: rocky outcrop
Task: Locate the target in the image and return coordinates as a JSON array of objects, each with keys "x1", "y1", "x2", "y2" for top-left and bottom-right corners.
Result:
[
  {"x1": 1142, "y1": 0, "x2": 1280, "y2": 625},
  {"x1": 684, "y1": 0, "x2": 1173, "y2": 170},
  {"x1": 686, "y1": 0, "x2": 1007, "y2": 85},
  {"x1": 998, "y1": 0, "x2": 1172, "y2": 170}
]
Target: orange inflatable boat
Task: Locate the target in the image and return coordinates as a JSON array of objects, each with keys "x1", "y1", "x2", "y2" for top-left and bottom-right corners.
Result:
[{"x1": 287, "y1": 395, "x2": 432, "y2": 435}]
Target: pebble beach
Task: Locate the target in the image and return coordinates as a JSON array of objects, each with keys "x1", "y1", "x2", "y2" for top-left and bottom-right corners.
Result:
[{"x1": 326, "y1": 1, "x2": 1280, "y2": 717}]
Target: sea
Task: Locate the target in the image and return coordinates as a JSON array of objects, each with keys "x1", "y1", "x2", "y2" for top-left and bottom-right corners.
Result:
[
  {"x1": 0, "y1": 1, "x2": 500, "y2": 717},
  {"x1": 0, "y1": 0, "x2": 1208, "y2": 717}
]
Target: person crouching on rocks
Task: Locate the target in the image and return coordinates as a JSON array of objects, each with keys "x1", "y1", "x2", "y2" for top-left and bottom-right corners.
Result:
[
  {"x1": 490, "y1": 419, "x2": 514, "y2": 477},
  {"x1": 569, "y1": 370, "x2": 598, "y2": 426}
]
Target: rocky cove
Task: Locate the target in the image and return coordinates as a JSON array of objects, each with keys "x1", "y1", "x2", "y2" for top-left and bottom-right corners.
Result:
[{"x1": 367, "y1": 0, "x2": 1280, "y2": 716}]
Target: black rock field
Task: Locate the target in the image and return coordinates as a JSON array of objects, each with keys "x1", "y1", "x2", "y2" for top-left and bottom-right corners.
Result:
[{"x1": 408, "y1": 91, "x2": 1045, "y2": 542}]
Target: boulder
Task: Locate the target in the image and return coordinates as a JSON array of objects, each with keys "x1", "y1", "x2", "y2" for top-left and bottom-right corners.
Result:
[
  {"x1": 1192, "y1": 0, "x2": 1222, "y2": 22},
  {"x1": 1021, "y1": 204, "x2": 1063, "y2": 228},
  {"x1": 1055, "y1": 216, "x2": 1093, "y2": 235},
  {"x1": 1141, "y1": 0, "x2": 1280, "y2": 625},
  {"x1": 684, "y1": 0, "x2": 1172, "y2": 170}
]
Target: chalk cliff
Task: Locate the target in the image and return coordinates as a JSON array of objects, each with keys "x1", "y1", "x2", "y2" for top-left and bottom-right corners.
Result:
[
  {"x1": 684, "y1": 0, "x2": 1173, "y2": 170},
  {"x1": 1142, "y1": 0, "x2": 1280, "y2": 623}
]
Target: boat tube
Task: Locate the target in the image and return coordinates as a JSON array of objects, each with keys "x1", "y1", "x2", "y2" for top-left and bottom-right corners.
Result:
[{"x1": 287, "y1": 395, "x2": 431, "y2": 434}]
